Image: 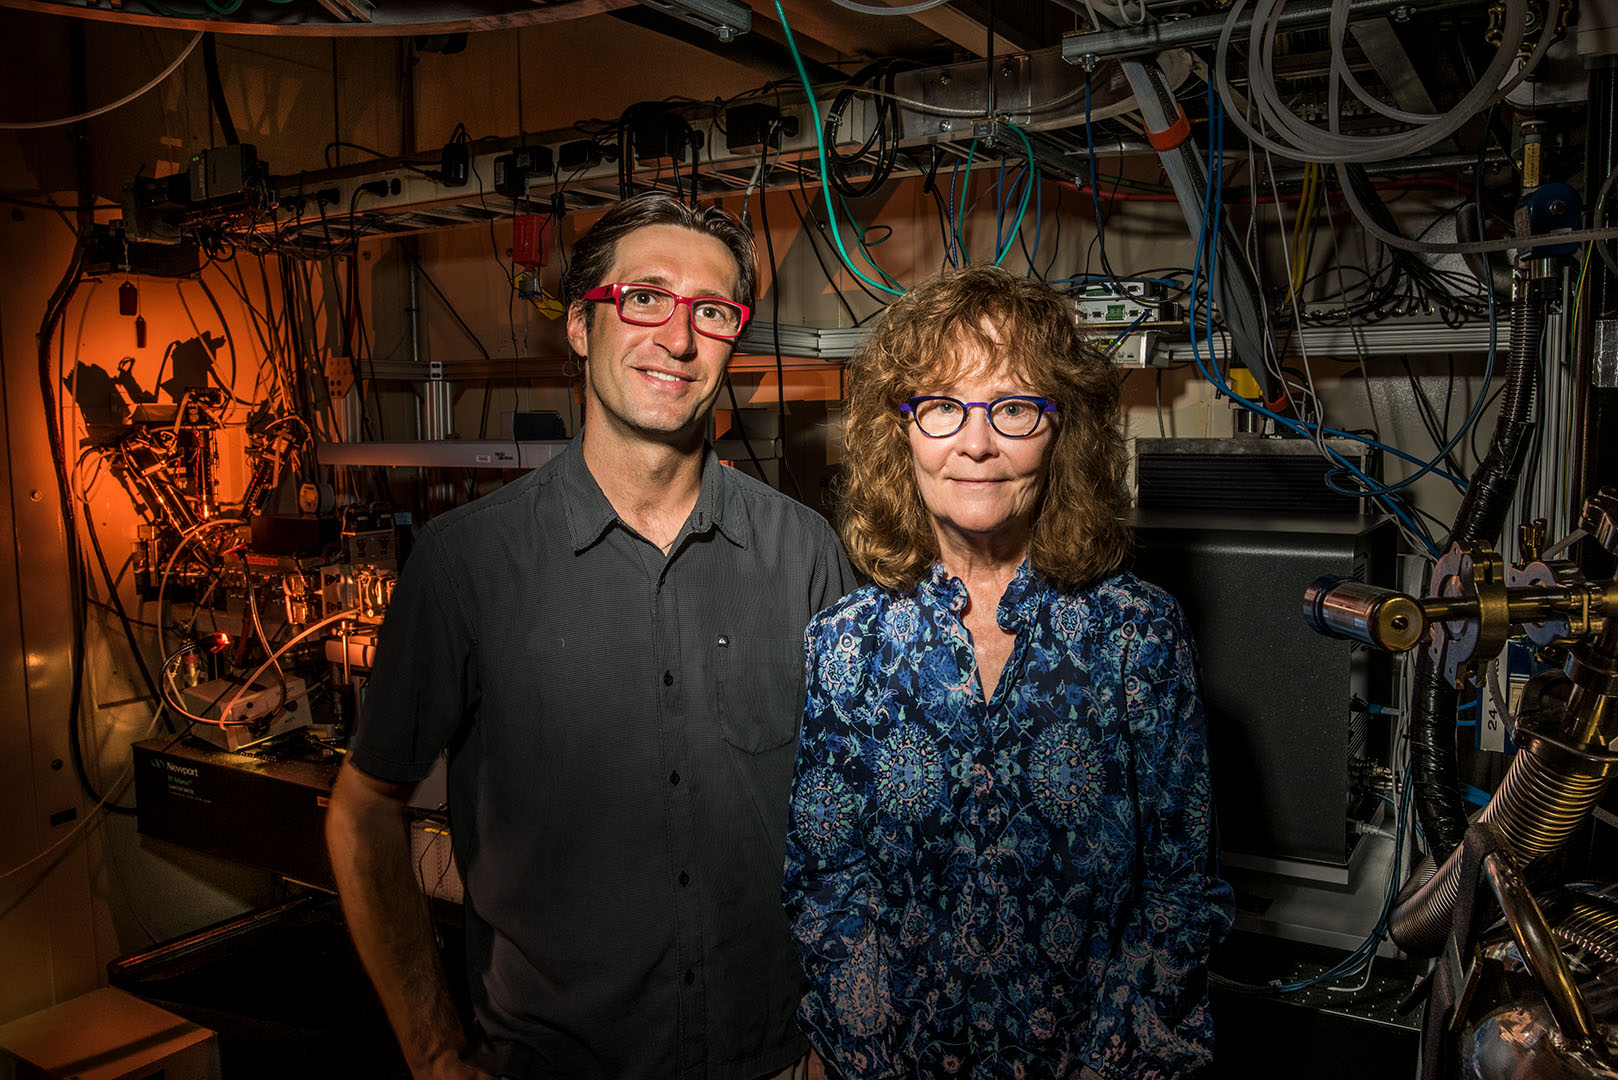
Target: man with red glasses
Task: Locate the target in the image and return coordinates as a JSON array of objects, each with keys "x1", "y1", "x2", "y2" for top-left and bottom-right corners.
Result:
[{"x1": 327, "y1": 193, "x2": 855, "y2": 1080}]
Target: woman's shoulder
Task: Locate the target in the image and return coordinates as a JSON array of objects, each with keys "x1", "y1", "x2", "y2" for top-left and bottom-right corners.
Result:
[
  {"x1": 1067, "y1": 570, "x2": 1184, "y2": 625},
  {"x1": 807, "y1": 581, "x2": 912, "y2": 638}
]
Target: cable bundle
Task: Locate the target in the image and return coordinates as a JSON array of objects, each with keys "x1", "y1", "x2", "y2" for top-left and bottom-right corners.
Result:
[
  {"x1": 1215, "y1": 0, "x2": 1544, "y2": 163},
  {"x1": 823, "y1": 61, "x2": 909, "y2": 200}
]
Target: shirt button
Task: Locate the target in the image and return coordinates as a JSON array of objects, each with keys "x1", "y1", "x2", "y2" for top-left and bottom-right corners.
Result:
[
  {"x1": 684, "y1": 969, "x2": 695, "y2": 985},
  {"x1": 678, "y1": 871, "x2": 690, "y2": 886},
  {"x1": 663, "y1": 670, "x2": 674, "y2": 686},
  {"x1": 669, "y1": 771, "x2": 681, "y2": 785}
]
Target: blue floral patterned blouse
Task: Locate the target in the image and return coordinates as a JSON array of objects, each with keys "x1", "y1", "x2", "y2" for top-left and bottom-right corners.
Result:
[{"x1": 782, "y1": 562, "x2": 1233, "y2": 1080}]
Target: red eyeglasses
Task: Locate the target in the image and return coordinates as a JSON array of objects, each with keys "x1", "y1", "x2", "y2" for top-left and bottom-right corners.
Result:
[{"x1": 581, "y1": 283, "x2": 751, "y2": 341}]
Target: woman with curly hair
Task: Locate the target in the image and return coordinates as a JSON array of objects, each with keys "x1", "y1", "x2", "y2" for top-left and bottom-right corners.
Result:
[{"x1": 782, "y1": 266, "x2": 1231, "y2": 1080}]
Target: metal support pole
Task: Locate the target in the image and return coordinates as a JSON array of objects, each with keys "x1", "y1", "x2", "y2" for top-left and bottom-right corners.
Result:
[{"x1": 1576, "y1": 59, "x2": 1618, "y2": 579}]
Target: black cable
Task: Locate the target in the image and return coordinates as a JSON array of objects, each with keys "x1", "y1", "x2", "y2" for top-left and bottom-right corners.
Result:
[
  {"x1": 1018, "y1": 197, "x2": 1043, "y2": 280},
  {"x1": 292, "y1": 252, "x2": 352, "y2": 453},
  {"x1": 39, "y1": 244, "x2": 137, "y2": 814},
  {"x1": 395, "y1": 239, "x2": 494, "y2": 363},
  {"x1": 87, "y1": 598, "x2": 157, "y2": 629},
  {"x1": 349, "y1": 259, "x2": 388, "y2": 443},
  {"x1": 823, "y1": 62, "x2": 907, "y2": 200},
  {"x1": 910, "y1": 148, "x2": 959, "y2": 270},
  {"x1": 338, "y1": 187, "x2": 382, "y2": 442},
  {"x1": 1340, "y1": 165, "x2": 1489, "y2": 320},
  {"x1": 783, "y1": 185, "x2": 868, "y2": 326},
  {"x1": 84, "y1": 511, "x2": 172, "y2": 734},
  {"x1": 790, "y1": 164, "x2": 890, "y2": 314},
  {"x1": 687, "y1": 126, "x2": 700, "y2": 209},
  {"x1": 1400, "y1": 356, "x2": 1468, "y2": 478},
  {"x1": 723, "y1": 375, "x2": 770, "y2": 482},
  {"x1": 755, "y1": 155, "x2": 803, "y2": 501},
  {"x1": 191, "y1": 277, "x2": 254, "y2": 406},
  {"x1": 323, "y1": 140, "x2": 439, "y2": 176},
  {"x1": 1082, "y1": 97, "x2": 1131, "y2": 294},
  {"x1": 201, "y1": 34, "x2": 239, "y2": 147}
]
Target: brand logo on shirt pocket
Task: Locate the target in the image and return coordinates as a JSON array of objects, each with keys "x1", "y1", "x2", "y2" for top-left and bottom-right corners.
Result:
[{"x1": 716, "y1": 636, "x2": 805, "y2": 753}]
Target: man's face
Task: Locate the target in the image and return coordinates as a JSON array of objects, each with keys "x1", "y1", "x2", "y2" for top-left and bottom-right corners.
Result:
[{"x1": 568, "y1": 223, "x2": 742, "y2": 449}]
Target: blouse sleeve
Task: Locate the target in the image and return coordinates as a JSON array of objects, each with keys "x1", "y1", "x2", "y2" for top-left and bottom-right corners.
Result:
[
  {"x1": 1091, "y1": 596, "x2": 1234, "y2": 1079},
  {"x1": 781, "y1": 613, "x2": 903, "y2": 1080}
]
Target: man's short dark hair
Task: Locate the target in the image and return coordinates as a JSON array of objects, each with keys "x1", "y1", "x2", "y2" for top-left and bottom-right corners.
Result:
[{"x1": 561, "y1": 194, "x2": 757, "y2": 332}]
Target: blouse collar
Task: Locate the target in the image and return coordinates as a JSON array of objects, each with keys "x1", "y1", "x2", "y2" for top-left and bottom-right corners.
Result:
[
  {"x1": 997, "y1": 558, "x2": 1045, "y2": 630},
  {"x1": 920, "y1": 557, "x2": 1046, "y2": 630}
]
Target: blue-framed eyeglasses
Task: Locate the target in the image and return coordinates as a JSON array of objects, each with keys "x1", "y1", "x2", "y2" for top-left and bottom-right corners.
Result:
[{"x1": 901, "y1": 395, "x2": 1059, "y2": 438}]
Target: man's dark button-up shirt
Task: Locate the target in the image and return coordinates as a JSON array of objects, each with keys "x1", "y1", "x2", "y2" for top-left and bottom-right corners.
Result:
[{"x1": 349, "y1": 434, "x2": 856, "y2": 1080}]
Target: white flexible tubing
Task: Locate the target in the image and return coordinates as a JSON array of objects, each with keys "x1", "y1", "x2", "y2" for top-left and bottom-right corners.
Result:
[
  {"x1": 1216, "y1": 0, "x2": 1527, "y2": 162},
  {"x1": 1336, "y1": 166, "x2": 1618, "y2": 255},
  {"x1": 824, "y1": 0, "x2": 955, "y2": 14},
  {"x1": 1330, "y1": 0, "x2": 1560, "y2": 128},
  {"x1": 0, "y1": 32, "x2": 203, "y2": 131},
  {"x1": 1330, "y1": 0, "x2": 1441, "y2": 124},
  {"x1": 1270, "y1": 0, "x2": 1543, "y2": 157},
  {"x1": 220, "y1": 607, "x2": 360, "y2": 724}
]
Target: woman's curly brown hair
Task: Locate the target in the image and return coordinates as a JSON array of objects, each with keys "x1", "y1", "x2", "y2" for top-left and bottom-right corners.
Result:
[{"x1": 839, "y1": 265, "x2": 1131, "y2": 591}]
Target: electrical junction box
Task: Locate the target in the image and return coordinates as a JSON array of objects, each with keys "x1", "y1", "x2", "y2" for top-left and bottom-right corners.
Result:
[
  {"x1": 512, "y1": 213, "x2": 547, "y2": 268},
  {"x1": 1070, "y1": 280, "x2": 1177, "y2": 327},
  {"x1": 188, "y1": 143, "x2": 260, "y2": 204},
  {"x1": 0, "y1": 987, "x2": 220, "y2": 1080}
]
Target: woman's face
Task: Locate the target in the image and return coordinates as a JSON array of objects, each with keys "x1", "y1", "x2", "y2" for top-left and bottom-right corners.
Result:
[{"x1": 907, "y1": 342, "x2": 1054, "y2": 561}]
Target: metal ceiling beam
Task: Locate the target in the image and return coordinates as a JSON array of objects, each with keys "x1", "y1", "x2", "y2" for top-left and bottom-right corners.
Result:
[
  {"x1": 174, "y1": 47, "x2": 1147, "y2": 253},
  {"x1": 152, "y1": 34, "x2": 1477, "y2": 255},
  {"x1": 737, "y1": 315, "x2": 1508, "y2": 363},
  {"x1": 0, "y1": 0, "x2": 635, "y2": 37},
  {"x1": 746, "y1": 0, "x2": 873, "y2": 59},
  {"x1": 1348, "y1": 17, "x2": 1440, "y2": 115},
  {"x1": 910, "y1": 5, "x2": 1024, "y2": 57},
  {"x1": 609, "y1": 4, "x2": 844, "y2": 82}
]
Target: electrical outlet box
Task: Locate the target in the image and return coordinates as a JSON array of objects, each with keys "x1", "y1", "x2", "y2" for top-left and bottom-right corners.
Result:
[{"x1": 1071, "y1": 281, "x2": 1176, "y2": 327}]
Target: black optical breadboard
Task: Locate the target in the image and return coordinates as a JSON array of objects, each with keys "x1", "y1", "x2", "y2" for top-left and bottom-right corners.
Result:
[{"x1": 134, "y1": 737, "x2": 340, "y2": 890}]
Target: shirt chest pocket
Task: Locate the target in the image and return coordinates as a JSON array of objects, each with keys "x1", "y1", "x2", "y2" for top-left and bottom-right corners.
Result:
[{"x1": 715, "y1": 635, "x2": 805, "y2": 753}]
